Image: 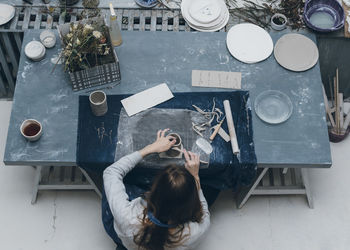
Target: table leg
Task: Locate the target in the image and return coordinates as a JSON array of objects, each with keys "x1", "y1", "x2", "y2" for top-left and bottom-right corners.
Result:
[
  {"x1": 301, "y1": 168, "x2": 314, "y2": 209},
  {"x1": 79, "y1": 168, "x2": 102, "y2": 199},
  {"x1": 31, "y1": 165, "x2": 42, "y2": 204},
  {"x1": 236, "y1": 168, "x2": 269, "y2": 209}
]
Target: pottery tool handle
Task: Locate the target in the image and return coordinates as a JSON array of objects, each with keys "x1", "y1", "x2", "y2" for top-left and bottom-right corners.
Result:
[
  {"x1": 210, "y1": 118, "x2": 225, "y2": 141},
  {"x1": 223, "y1": 100, "x2": 240, "y2": 155}
]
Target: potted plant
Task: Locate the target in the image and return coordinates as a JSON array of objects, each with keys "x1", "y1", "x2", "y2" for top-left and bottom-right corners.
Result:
[{"x1": 58, "y1": 18, "x2": 121, "y2": 91}]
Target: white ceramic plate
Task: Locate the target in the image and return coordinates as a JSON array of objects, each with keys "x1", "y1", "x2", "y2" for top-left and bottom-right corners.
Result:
[
  {"x1": 254, "y1": 90, "x2": 293, "y2": 124},
  {"x1": 181, "y1": 0, "x2": 229, "y2": 32},
  {"x1": 274, "y1": 33, "x2": 319, "y2": 72},
  {"x1": 226, "y1": 23, "x2": 274, "y2": 64},
  {"x1": 188, "y1": 0, "x2": 221, "y2": 24},
  {"x1": 0, "y1": 4, "x2": 15, "y2": 26}
]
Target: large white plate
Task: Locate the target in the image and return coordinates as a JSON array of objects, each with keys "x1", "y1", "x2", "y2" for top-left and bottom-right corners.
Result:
[
  {"x1": 0, "y1": 4, "x2": 15, "y2": 26},
  {"x1": 254, "y1": 90, "x2": 293, "y2": 124},
  {"x1": 226, "y1": 23, "x2": 273, "y2": 64},
  {"x1": 181, "y1": 0, "x2": 229, "y2": 32},
  {"x1": 274, "y1": 33, "x2": 319, "y2": 72}
]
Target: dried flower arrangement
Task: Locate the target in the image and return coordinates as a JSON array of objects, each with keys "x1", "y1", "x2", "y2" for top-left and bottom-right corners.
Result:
[{"x1": 60, "y1": 19, "x2": 114, "y2": 72}]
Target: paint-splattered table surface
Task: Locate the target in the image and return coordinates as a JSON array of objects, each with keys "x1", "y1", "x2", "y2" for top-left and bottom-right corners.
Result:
[{"x1": 4, "y1": 30, "x2": 331, "y2": 168}]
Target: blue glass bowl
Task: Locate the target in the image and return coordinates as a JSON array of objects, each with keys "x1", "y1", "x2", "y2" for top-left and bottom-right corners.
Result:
[
  {"x1": 303, "y1": 0, "x2": 345, "y2": 32},
  {"x1": 134, "y1": 0, "x2": 158, "y2": 8}
]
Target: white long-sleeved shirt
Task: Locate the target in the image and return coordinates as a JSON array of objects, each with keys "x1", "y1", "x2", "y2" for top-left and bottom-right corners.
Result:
[{"x1": 103, "y1": 151, "x2": 210, "y2": 250}]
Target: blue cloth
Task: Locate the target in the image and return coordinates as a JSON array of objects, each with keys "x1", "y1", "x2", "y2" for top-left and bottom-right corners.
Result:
[{"x1": 77, "y1": 91, "x2": 257, "y2": 190}]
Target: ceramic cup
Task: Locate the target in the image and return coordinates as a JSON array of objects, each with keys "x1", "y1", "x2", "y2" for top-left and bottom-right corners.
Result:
[
  {"x1": 40, "y1": 29, "x2": 56, "y2": 48},
  {"x1": 271, "y1": 13, "x2": 287, "y2": 31},
  {"x1": 161, "y1": 133, "x2": 183, "y2": 158},
  {"x1": 20, "y1": 119, "x2": 42, "y2": 142},
  {"x1": 89, "y1": 90, "x2": 108, "y2": 116}
]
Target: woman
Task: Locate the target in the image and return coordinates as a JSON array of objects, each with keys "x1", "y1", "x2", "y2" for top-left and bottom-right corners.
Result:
[{"x1": 103, "y1": 129, "x2": 210, "y2": 250}]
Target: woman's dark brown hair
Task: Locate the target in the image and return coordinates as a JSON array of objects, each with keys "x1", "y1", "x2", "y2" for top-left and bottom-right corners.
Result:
[{"x1": 134, "y1": 165, "x2": 203, "y2": 250}]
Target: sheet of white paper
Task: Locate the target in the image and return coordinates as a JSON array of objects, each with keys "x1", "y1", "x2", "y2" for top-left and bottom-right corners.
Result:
[
  {"x1": 121, "y1": 83, "x2": 174, "y2": 116},
  {"x1": 192, "y1": 70, "x2": 241, "y2": 89}
]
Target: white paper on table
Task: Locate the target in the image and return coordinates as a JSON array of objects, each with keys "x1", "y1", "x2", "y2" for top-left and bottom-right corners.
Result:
[
  {"x1": 121, "y1": 83, "x2": 174, "y2": 116},
  {"x1": 192, "y1": 70, "x2": 241, "y2": 89}
]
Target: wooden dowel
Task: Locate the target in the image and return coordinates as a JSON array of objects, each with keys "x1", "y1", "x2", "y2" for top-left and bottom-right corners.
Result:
[
  {"x1": 322, "y1": 84, "x2": 335, "y2": 127},
  {"x1": 223, "y1": 100, "x2": 239, "y2": 155},
  {"x1": 209, "y1": 118, "x2": 225, "y2": 141}
]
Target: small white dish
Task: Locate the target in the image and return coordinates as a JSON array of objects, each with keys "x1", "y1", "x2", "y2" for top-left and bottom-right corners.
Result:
[
  {"x1": 25, "y1": 41, "x2": 46, "y2": 61},
  {"x1": 40, "y1": 29, "x2": 56, "y2": 48},
  {"x1": 254, "y1": 90, "x2": 293, "y2": 124},
  {"x1": 226, "y1": 23, "x2": 274, "y2": 64},
  {"x1": 189, "y1": 0, "x2": 221, "y2": 24},
  {"x1": 0, "y1": 4, "x2": 15, "y2": 26},
  {"x1": 20, "y1": 119, "x2": 43, "y2": 142}
]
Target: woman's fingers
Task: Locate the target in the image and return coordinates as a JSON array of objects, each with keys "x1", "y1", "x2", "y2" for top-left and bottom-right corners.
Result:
[
  {"x1": 183, "y1": 149, "x2": 190, "y2": 162},
  {"x1": 160, "y1": 128, "x2": 169, "y2": 137},
  {"x1": 157, "y1": 130, "x2": 162, "y2": 139}
]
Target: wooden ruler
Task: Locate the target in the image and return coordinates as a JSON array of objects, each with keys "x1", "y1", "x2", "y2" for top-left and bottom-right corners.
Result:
[{"x1": 343, "y1": 2, "x2": 350, "y2": 38}]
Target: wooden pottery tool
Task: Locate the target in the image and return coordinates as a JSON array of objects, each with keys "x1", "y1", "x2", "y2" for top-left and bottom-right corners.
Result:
[
  {"x1": 223, "y1": 100, "x2": 240, "y2": 155},
  {"x1": 209, "y1": 116, "x2": 225, "y2": 141}
]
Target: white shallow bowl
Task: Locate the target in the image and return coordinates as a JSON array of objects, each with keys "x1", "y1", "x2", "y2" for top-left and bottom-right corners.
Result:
[
  {"x1": 226, "y1": 23, "x2": 274, "y2": 64},
  {"x1": 25, "y1": 41, "x2": 46, "y2": 61}
]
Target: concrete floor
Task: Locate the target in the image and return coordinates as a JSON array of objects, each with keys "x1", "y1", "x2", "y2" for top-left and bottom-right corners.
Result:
[{"x1": 1, "y1": 99, "x2": 350, "y2": 250}]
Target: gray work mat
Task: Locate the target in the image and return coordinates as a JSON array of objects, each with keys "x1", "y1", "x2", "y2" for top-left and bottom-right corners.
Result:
[{"x1": 115, "y1": 108, "x2": 211, "y2": 169}]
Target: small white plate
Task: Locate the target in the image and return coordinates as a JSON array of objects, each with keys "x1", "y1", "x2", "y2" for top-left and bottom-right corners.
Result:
[
  {"x1": 226, "y1": 23, "x2": 273, "y2": 64},
  {"x1": 254, "y1": 90, "x2": 293, "y2": 124},
  {"x1": 189, "y1": 0, "x2": 221, "y2": 24},
  {"x1": 274, "y1": 33, "x2": 319, "y2": 72},
  {"x1": 181, "y1": 0, "x2": 229, "y2": 32},
  {"x1": 0, "y1": 4, "x2": 15, "y2": 26}
]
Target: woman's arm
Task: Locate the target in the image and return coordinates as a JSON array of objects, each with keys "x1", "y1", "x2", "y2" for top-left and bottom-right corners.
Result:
[{"x1": 103, "y1": 129, "x2": 176, "y2": 223}]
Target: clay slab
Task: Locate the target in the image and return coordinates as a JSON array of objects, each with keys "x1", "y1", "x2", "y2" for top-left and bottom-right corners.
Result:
[
  {"x1": 226, "y1": 23, "x2": 274, "y2": 64},
  {"x1": 121, "y1": 83, "x2": 174, "y2": 116},
  {"x1": 274, "y1": 33, "x2": 319, "y2": 72}
]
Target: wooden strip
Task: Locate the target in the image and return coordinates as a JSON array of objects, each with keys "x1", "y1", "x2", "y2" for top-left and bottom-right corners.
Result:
[
  {"x1": 2, "y1": 33, "x2": 19, "y2": 74},
  {"x1": 139, "y1": 9, "x2": 145, "y2": 31},
  {"x1": 22, "y1": 7, "x2": 31, "y2": 30},
  {"x1": 128, "y1": 9, "x2": 134, "y2": 31},
  {"x1": 34, "y1": 11, "x2": 42, "y2": 29},
  {"x1": 162, "y1": 10, "x2": 168, "y2": 31},
  {"x1": 0, "y1": 44, "x2": 15, "y2": 92},
  {"x1": 173, "y1": 10, "x2": 179, "y2": 31},
  {"x1": 150, "y1": 10, "x2": 157, "y2": 31},
  {"x1": 0, "y1": 70, "x2": 7, "y2": 96},
  {"x1": 343, "y1": 3, "x2": 350, "y2": 38},
  {"x1": 116, "y1": 9, "x2": 123, "y2": 30},
  {"x1": 10, "y1": 8, "x2": 20, "y2": 30}
]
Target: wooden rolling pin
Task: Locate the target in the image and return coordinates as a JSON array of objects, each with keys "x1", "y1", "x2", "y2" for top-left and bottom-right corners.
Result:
[{"x1": 223, "y1": 100, "x2": 240, "y2": 155}]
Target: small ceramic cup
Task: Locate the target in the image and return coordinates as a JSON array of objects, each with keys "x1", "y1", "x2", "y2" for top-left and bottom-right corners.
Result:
[
  {"x1": 271, "y1": 13, "x2": 287, "y2": 31},
  {"x1": 20, "y1": 119, "x2": 42, "y2": 142},
  {"x1": 89, "y1": 90, "x2": 108, "y2": 116},
  {"x1": 40, "y1": 29, "x2": 56, "y2": 48}
]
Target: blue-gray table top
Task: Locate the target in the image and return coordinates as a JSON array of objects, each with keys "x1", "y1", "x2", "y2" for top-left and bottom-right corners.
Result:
[{"x1": 3, "y1": 29, "x2": 332, "y2": 168}]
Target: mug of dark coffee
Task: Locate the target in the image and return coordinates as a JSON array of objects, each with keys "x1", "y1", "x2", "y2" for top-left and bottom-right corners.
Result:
[{"x1": 20, "y1": 119, "x2": 42, "y2": 142}]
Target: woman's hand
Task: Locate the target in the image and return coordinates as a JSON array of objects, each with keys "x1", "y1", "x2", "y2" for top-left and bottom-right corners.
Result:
[
  {"x1": 183, "y1": 149, "x2": 201, "y2": 189},
  {"x1": 139, "y1": 129, "x2": 176, "y2": 157}
]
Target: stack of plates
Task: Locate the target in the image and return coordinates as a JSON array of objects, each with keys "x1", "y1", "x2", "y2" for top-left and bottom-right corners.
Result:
[{"x1": 181, "y1": 0, "x2": 229, "y2": 32}]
